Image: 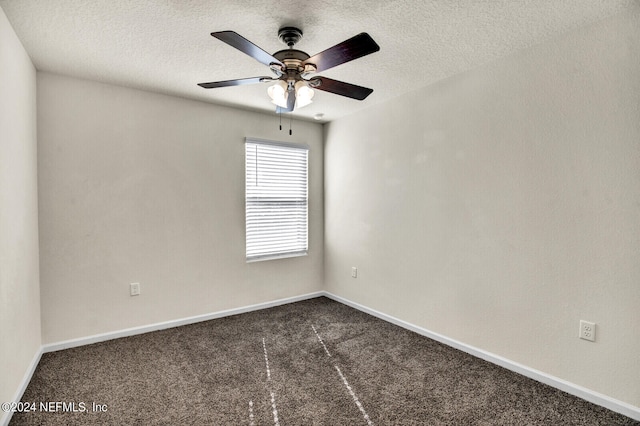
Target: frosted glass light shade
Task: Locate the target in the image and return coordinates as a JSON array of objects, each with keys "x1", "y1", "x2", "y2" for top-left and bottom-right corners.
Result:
[
  {"x1": 267, "y1": 81, "x2": 288, "y2": 108},
  {"x1": 295, "y1": 81, "x2": 314, "y2": 108}
]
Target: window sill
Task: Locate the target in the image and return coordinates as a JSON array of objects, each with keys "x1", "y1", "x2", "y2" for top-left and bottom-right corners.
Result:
[{"x1": 246, "y1": 251, "x2": 308, "y2": 263}]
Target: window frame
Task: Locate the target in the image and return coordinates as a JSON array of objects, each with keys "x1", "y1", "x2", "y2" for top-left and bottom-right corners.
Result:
[{"x1": 245, "y1": 137, "x2": 309, "y2": 263}]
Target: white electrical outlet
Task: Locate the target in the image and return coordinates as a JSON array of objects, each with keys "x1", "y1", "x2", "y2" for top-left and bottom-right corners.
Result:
[
  {"x1": 351, "y1": 267, "x2": 357, "y2": 278},
  {"x1": 130, "y1": 282, "x2": 140, "y2": 296},
  {"x1": 579, "y1": 320, "x2": 596, "y2": 342}
]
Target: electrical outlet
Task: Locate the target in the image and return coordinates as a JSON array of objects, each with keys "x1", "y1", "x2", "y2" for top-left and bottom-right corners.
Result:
[
  {"x1": 579, "y1": 320, "x2": 596, "y2": 342},
  {"x1": 130, "y1": 282, "x2": 140, "y2": 296},
  {"x1": 351, "y1": 267, "x2": 357, "y2": 278}
]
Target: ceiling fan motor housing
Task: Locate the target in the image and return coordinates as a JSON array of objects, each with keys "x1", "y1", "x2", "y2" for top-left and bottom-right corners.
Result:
[
  {"x1": 273, "y1": 49, "x2": 310, "y2": 62},
  {"x1": 274, "y1": 27, "x2": 313, "y2": 82},
  {"x1": 273, "y1": 49, "x2": 312, "y2": 82}
]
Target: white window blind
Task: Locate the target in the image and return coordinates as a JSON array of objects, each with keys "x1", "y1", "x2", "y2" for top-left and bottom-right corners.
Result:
[{"x1": 245, "y1": 139, "x2": 308, "y2": 261}]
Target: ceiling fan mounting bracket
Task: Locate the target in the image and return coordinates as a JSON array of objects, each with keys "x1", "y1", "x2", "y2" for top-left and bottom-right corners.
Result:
[
  {"x1": 269, "y1": 63, "x2": 284, "y2": 78},
  {"x1": 278, "y1": 27, "x2": 303, "y2": 47}
]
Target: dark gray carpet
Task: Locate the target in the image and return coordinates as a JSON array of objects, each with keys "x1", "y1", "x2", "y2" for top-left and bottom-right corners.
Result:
[{"x1": 10, "y1": 297, "x2": 639, "y2": 425}]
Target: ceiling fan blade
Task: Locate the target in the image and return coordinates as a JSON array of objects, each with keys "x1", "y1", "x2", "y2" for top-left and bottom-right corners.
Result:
[
  {"x1": 275, "y1": 88, "x2": 296, "y2": 113},
  {"x1": 285, "y1": 87, "x2": 296, "y2": 112},
  {"x1": 310, "y1": 77, "x2": 373, "y2": 100},
  {"x1": 303, "y1": 33, "x2": 380, "y2": 73},
  {"x1": 212, "y1": 31, "x2": 283, "y2": 67},
  {"x1": 197, "y1": 76, "x2": 272, "y2": 89}
]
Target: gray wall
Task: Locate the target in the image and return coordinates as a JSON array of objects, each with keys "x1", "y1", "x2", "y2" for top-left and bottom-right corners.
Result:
[
  {"x1": 324, "y1": 9, "x2": 640, "y2": 407},
  {"x1": 37, "y1": 73, "x2": 324, "y2": 344},
  {"x1": 0, "y1": 6, "x2": 41, "y2": 416}
]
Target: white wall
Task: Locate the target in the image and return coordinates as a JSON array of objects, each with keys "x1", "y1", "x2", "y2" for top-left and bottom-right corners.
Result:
[
  {"x1": 324, "y1": 8, "x2": 640, "y2": 408},
  {"x1": 37, "y1": 72, "x2": 323, "y2": 344},
  {"x1": 0, "y1": 4, "x2": 41, "y2": 416},
  {"x1": 5, "y1": 1, "x2": 639, "y2": 417}
]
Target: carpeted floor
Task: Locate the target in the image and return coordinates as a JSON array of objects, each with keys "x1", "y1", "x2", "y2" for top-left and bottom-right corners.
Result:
[{"x1": 10, "y1": 297, "x2": 639, "y2": 425}]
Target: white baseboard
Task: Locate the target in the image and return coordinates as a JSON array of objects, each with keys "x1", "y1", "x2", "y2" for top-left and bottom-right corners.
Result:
[
  {"x1": 7, "y1": 290, "x2": 638, "y2": 423},
  {"x1": 43, "y1": 291, "x2": 324, "y2": 353},
  {"x1": 4, "y1": 292, "x2": 322, "y2": 426},
  {"x1": 1, "y1": 347, "x2": 43, "y2": 426},
  {"x1": 322, "y1": 291, "x2": 640, "y2": 422},
  {"x1": 3, "y1": 292, "x2": 321, "y2": 426}
]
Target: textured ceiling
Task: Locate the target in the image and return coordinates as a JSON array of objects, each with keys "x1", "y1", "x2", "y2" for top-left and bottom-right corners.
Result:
[{"x1": 0, "y1": 0, "x2": 634, "y2": 122}]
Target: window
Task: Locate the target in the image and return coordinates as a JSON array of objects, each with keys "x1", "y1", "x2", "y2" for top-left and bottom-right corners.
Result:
[{"x1": 245, "y1": 138, "x2": 308, "y2": 262}]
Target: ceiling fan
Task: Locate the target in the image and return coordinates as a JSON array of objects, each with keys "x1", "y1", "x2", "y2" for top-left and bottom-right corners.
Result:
[{"x1": 198, "y1": 27, "x2": 380, "y2": 112}]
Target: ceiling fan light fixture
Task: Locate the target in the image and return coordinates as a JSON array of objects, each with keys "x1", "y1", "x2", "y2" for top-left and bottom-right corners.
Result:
[
  {"x1": 200, "y1": 30, "x2": 379, "y2": 114},
  {"x1": 267, "y1": 80, "x2": 288, "y2": 108},
  {"x1": 295, "y1": 81, "x2": 314, "y2": 109}
]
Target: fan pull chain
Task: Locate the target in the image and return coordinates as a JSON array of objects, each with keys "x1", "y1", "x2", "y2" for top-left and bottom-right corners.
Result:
[
  {"x1": 279, "y1": 110, "x2": 282, "y2": 131},
  {"x1": 289, "y1": 114, "x2": 292, "y2": 135}
]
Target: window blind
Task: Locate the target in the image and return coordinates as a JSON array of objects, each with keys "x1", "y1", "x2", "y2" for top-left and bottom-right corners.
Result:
[{"x1": 245, "y1": 139, "x2": 308, "y2": 261}]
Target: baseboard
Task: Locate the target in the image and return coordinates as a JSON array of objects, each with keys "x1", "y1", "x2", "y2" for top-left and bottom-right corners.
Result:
[
  {"x1": 1, "y1": 347, "x2": 43, "y2": 426},
  {"x1": 5, "y1": 292, "x2": 322, "y2": 426},
  {"x1": 42, "y1": 291, "x2": 324, "y2": 353},
  {"x1": 322, "y1": 291, "x2": 640, "y2": 422},
  {"x1": 11, "y1": 290, "x2": 638, "y2": 423}
]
